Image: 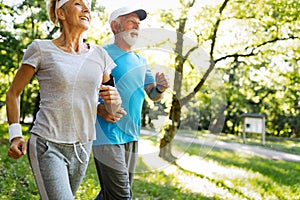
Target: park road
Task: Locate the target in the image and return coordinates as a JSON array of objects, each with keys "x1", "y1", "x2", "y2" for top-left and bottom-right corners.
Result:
[{"x1": 141, "y1": 129, "x2": 300, "y2": 163}]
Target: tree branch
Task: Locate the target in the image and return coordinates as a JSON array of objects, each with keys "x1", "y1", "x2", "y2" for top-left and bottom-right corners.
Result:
[
  {"x1": 180, "y1": 0, "x2": 230, "y2": 105},
  {"x1": 215, "y1": 35, "x2": 299, "y2": 63},
  {"x1": 210, "y1": 0, "x2": 230, "y2": 58}
]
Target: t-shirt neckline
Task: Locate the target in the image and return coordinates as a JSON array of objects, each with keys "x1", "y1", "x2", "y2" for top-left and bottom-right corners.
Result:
[{"x1": 50, "y1": 40, "x2": 92, "y2": 56}]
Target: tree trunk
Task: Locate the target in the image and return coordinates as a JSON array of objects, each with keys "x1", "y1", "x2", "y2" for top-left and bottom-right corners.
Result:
[
  {"x1": 159, "y1": 138, "x2": 177, "y2": 162},
  {"x1": 159, "y1": 96, "x2": 181, "y2": 162},
  {"x1": 158, "y1": 0, "x2": 197, "y2": 162}
]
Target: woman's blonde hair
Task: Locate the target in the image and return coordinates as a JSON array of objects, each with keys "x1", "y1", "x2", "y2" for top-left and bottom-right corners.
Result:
[
  {"x1": 47, "y1": 0, "x2": 59, "y2": 25},
  {"x1": 47, "y1": 0, "x2": 68, "y2": 27}
]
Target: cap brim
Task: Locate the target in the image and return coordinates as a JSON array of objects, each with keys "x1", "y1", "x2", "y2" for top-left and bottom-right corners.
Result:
[
  {"x1": 133, "y1": 9, "x2": 147, "y2": 21},
  {"x1": 109, "y1": 7, "x2": 147, "y2": 24}
]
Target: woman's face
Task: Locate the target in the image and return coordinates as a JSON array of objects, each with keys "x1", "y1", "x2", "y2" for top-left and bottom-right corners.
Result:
[{"x1": 60, "y1": 0, "x2": 92, "y2": 31}]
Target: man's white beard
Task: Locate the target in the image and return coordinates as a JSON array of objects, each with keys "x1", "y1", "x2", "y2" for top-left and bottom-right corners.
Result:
[{"x1": 121, "y1": 29, "x2": 139, "y2": 47}]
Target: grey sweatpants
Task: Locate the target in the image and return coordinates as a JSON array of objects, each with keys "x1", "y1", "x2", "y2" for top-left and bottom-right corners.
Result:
[
  {"x1": 28, "y1": 134, "x2": 91, "y2": 200},
  {"x1": 92, "y1": 141, "x2": 138, "y2": 200}
]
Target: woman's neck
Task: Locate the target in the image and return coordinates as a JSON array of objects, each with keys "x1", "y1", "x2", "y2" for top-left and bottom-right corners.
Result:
[{"x1": 53, "y1": 32, "x2": 89, "y2": 54}]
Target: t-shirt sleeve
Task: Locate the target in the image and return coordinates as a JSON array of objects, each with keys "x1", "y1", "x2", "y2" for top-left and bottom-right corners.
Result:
[
  {"x1": 101, "y1": 47, "x2": 116, "y2": 75},
  {"x1": 21, "y1": 40, "x2": 41, "y2": 71},
  {"x1": 143, "y1": 58, "x2": 155, "y2": 86}
]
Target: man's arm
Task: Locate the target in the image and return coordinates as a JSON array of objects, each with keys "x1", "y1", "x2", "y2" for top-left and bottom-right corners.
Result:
[{"x1": 145, "y1": 72, "x2": 170, "y2": 101}]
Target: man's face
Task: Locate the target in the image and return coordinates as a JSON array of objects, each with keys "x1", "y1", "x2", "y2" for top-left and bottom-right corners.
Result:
[
  {"x1": 117, "y1": 13, "x2": 140, "y2": 32},
  {"x1": 116, "y1": 13, "x2": 140, "y2": 47}
]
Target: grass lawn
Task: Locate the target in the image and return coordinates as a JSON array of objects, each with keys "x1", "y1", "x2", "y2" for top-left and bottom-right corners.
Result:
[
  {"x1": 171, "y1": 140, "x2": 300, "y2": 199},
  {"x1": 0, "y1": 123, "x2": 299, "y2": 199}
]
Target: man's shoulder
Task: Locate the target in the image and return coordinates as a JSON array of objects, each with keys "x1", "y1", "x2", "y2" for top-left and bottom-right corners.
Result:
[
  {"x1": 103, "y1": 43, "x2": 115, "y2": 51},
  {"x1": 133, "y1": 52, "x2": 147, "y2": 63},
  {"x1": 102, "y1": 44, "x2": 126, "y2": 60}
]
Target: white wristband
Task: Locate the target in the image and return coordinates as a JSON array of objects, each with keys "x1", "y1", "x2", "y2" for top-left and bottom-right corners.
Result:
[{"x1": 8, "y1": 123, "x2": 23, "y2": 142}]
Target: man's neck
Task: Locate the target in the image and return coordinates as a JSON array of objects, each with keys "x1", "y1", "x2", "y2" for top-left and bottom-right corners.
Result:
[{"x1": 114, "y1": 39, "x2": 132, "y2": 52}]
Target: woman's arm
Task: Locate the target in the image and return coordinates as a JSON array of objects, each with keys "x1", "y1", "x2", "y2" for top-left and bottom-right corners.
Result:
[{"x1": 6, "y1": 64, "x2": 35, "y2": 159}]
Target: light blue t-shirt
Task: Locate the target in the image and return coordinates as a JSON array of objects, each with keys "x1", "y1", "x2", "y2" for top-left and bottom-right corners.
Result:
[{"x1": 93, "y1": 44, "x2": 155, "y2": 145}]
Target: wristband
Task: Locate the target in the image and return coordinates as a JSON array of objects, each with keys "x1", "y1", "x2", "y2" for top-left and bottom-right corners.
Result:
[
  {"x1": 155, "y1": 86, "x2": 164, "y2": 94},
  {"x1": 8, "y1": 123, "x2": 23, "y2": 142}
]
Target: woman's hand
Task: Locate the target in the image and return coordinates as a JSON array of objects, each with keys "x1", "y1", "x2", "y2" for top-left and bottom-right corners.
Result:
[
  {"x1": 8, "y1": 137, "x2": 27, "y2": 159},
  {"x1": 99, "y1": 86, "x2": 122, "y2": 105}
]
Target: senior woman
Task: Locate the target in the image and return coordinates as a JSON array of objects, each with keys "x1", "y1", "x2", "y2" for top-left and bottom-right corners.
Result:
[{"x1": 5, "y1": 0, "x2": 121, "y2": 199}]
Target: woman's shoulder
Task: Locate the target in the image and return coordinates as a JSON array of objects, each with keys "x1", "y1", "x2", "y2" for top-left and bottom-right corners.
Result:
[
  {"x1": 29, "y1": 39, "x2": 53, "y2": 48},
  {"x1": 90, "y1": 43, "x2": 105, "y2": 52},
  {"x1": 90, "y1": 44, "x2": 111, "y2": 57},
  {"x1": 31, "y1": 39, "x2": 51, "y2": 43}
]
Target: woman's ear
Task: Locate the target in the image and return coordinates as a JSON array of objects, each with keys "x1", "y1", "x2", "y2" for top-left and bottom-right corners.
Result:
[{"x1": 56, "y1": 8, "x2": 66, "y2": 21}]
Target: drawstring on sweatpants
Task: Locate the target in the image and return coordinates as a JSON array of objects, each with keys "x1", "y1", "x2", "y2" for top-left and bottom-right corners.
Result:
[{"x1": 73, "y1": 143, "x2": 89, "y2": 164}]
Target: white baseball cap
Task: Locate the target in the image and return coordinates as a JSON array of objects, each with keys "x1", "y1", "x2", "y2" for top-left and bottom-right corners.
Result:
[{"x1": 109, "y1": 6, "x2": 147, "y2": 24}]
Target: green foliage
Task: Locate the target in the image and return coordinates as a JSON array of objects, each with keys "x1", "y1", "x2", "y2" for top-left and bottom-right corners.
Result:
[
  {"x1": 155, "y1": 0, "x2": 299, "y2": 139},
  {"x1": 1, "y1": 126, "x2": 300, "y2": 199},
  {"x1": 85, "y1": 2, "x2": 111, "y2": 45},
  {"x1": 1, "y1": 0, "x2": 300, "y2": 161},
  {"x1": 157, "y1": 0, "x2": 298, "y2": 140},
  {"x1": 0, "y1": 138, "x2": 39, "y2": 200},
  {"x1": 215, "y1": 0, "x2": 300, "y2": 136},
  {"x1": 0, "y1": 0, "x2": 52, "y2": 123}
]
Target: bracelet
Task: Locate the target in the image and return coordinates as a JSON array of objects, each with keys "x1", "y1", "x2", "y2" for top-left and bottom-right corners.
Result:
[
  {"x1": 155, "y1": 86, "x2": 163, "y2": 94},
  {"x1": 8, "y1": 123, "x2": 23, "y2": 142}
]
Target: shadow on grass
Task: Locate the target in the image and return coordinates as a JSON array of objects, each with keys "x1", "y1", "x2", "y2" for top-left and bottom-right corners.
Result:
[
  {"x1": 172, "y1": 138, "x2": 300, "y2": 188},
  {"x1": 202, "y1": 147, "x2": 300, "y2": 187},
  {"x1": 133, "y1": 157, "x2": 213, "y2": 200},
  {"x1": 133, "y1": 177, "x2": 213, "y2": 200},
  {"x1": 172, "y1": 140, "x2": 300, "y2": 199}
]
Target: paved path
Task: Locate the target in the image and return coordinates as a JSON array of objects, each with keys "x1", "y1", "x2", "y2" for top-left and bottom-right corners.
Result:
[
  {"x1": 141, "y1": 129, "x2": 300, "y2": 163},
  {"x1": 138, "y1": 130, "x2": 300, "y2": 197}
]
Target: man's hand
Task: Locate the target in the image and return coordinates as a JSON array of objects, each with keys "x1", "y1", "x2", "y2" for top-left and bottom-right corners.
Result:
[
  {"x1": 97, "y1": 104, "x2": 127, "y2": 123},
  {"x1": 155, "y1": 72, "x2": 170, "y2": 92},
  {"x1": 8, "y1": 137, "x2": 27, "y2": 159}
]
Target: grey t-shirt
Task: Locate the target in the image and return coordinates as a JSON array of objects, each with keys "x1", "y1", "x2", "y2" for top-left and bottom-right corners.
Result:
[{"x1": 22, "y1": 39, "x2": 115, "y2": 144}]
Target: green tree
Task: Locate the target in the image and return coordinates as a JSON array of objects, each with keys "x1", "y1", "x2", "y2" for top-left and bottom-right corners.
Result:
[
  {"x1": 157, "y1": 0, "x2": 300, "y2": 161},
  {"x1": 1, "y1": 0, "x2": 57, "y2": 123},
  {"x1": 221, "y1": 0, "x2": 300, "y2": 137},
  {"x1": 0, "y1": 3, "x2": 23, "y2": 105}
]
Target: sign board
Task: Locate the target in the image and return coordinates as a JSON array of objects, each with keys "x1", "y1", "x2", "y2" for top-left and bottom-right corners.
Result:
[
  {"x1": 241, "y1": 113, "x2": 265, "y2": 145},
  {"x1": 244, "y1": 117, "x2": 263, "y2": 134}
]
